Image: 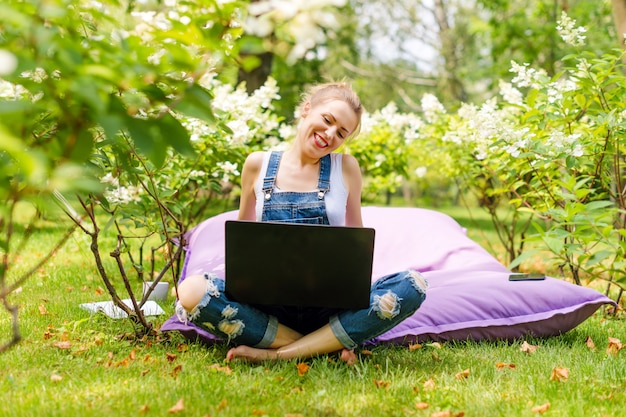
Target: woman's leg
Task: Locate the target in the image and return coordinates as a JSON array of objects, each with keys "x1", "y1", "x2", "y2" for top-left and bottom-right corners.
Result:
[
  {"x1": 227, "y1": 270, "x2": 428, "y2": 362},
  {"x1": 227, "y1": 324, "x2": 344, "y2": 362},
  {"x1": 177, "y1": 273, "x2": 303, "y2": 348}
]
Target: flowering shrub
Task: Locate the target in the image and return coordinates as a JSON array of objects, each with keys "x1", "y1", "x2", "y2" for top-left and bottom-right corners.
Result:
[
  {"x1": 418, "y1": 13, "x2": 626, "y2": 300},
  {"x1": 0, "y1": 0, "x2": 348, "y2": 346}
]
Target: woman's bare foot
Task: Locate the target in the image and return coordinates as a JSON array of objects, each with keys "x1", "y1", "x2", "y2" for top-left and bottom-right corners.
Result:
[
  {"x1": 339, "y1": 349, "x2": 357, "y2": 365},
  {"x1": 226, "y1": 345, "x2": 278, "y2": 362}
]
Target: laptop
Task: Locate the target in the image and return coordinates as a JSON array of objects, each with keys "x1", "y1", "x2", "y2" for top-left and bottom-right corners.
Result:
[{"x1": 224, "y1": 220, "x2": 375, "y2": 309}]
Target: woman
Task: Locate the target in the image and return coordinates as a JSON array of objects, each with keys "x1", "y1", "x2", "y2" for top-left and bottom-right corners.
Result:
[{"x1": 176, "y1": 82, "x2": 428, "y2": 362}]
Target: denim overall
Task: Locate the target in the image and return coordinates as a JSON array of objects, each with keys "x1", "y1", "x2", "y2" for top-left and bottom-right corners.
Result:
[{"x1": 178, "y1": 151, "x2": 428, "y2": 349}]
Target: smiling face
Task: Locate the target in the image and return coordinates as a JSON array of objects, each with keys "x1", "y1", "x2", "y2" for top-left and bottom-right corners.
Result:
[{"x1": 298, "y1": 99, "x2": 360, "y2": 157}]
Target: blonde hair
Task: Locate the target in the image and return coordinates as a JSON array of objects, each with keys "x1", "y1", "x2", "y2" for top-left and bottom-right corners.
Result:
[{"x1": 299, "y1": 81, "x2": 364, "y2": 141}]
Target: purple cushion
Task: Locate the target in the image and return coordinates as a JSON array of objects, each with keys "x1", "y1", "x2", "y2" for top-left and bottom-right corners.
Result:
[{"x1": 161, "y1": 207, "x2": 615, "y2": 344}]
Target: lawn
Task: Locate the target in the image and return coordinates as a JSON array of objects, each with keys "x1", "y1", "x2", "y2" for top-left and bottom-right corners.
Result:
[{"x1": 1, "y1": 206, "x2": 624, "y2": 417}]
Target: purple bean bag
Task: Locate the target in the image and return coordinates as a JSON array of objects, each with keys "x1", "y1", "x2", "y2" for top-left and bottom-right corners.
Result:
[{"x1": 161, "y1": 206, "x2": 615, "y2": 345}]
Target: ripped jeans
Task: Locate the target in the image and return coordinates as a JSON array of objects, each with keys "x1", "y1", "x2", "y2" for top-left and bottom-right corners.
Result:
[{"x1": 176, "y1": 270, "x2": 427, "y2": 350}]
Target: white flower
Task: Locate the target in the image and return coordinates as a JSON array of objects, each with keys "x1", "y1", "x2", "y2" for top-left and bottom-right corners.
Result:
[
  {"x1": 509, "y1": 61, "x2": 546, "y2": 89},
  {"x1": 421, "y1": 93, "x2": 445, "y2": 123},
  {"x1": 0, "y1": 50, "x2": 18, "y2": 76},
  {"x1": 414, "y1": 166, "x2": 427, "y2": 178},
  {"x1": 556, "y1": 11, "x2": 587, "y2": 47},
  {"x1": 498, "y1": 80, "x2": 523, "y2": 105},
  {"x1": 20, "y1": 67, "x2": 48, "y2": 83}
]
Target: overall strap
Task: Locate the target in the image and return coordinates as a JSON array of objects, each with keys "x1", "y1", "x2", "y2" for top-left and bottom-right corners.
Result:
[
  {"x1": 261, "y1": 151, "x2": 282, "y2": 201},
  {"x1": 316, "y1": 154, "x2": 331, "y2": 200}
]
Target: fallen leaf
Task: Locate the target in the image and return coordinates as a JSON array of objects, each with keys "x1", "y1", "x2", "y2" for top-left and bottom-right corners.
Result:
[
  {"x1": 585, "y1": 336, "x2": 596, "y2": 350},
  {"x1": 607, "y1": 337, "x2": 622, "y2": 356},
  {"x1": 415, "y1": 402, "x2": 429, "y2": 410},
  {"x1": 166, "y1": 352, "x2": 178, "y2": 362},
  {"x1": 521, "y1": 341, "x2": 538, "y2": 354},
  {"x1": 360, "y1": 349, "x2": 373, "y2": 356},
  {"x1": 43, "y1": 331, "x2": 53, "y2": 340},
  {"x1": 168, "y1": 398, "x2": 184, "y2": 413},
  {"x1": 423, "y1": 378, "x2": 436, "y2": 390},
  {"x1": 141, "y1": 369, "x2": 150, "y2": 377},
  {"x1": 50, "y1": 373, "x2": 63, "y2": 382},
  {"x1": 296, "y1": 362, "x2": 309, "y2": 377},
  {"x1": 177, "y1": 343, "x2": 189, "y2": 353},
  {"x1": 373, "y1": 379, "x2": 390, "y2": 388},
  {"x1": 531, "y1": 402, "x2": 550, "y2": 413},
  {"x1": 139, "y1": 405, "x2": 149, "y2": 414},
  {"x1": 217, "y1": 398, "x2": 228, "y2": 411},
  {"x1": 38, "y1": 304, "x2": 49, "y2": 315},
  {"x1": 495, "y1": 362, "x2": 516, "y2": 370},
  {"x1": 427, "y1": 342, "x2": 442, "y2": 349},
  {"x1": 94, "y1": 287, "x2": 104, "y2": 295},
  {"x1": 252, "y1": 410, "x2": 266, "y2": 416},
  {"x1": 52, "y1": 341, "x2": 72, "y2": 349},
  {"x1": 430, "y1": 411, "x2": 452, "y2": 417},
  {"x1": 550, "y1": 367, "x2": 569, "y2": 382},
  {"x1": 409, "y1": 343, "x2": 422, "y2": 351},
  {"x1": 208, "y1": 364, "x2": 232, "y2": 375},
  {"x1": 455, "y1": 368, "x2": 470, "y2": 380},
  {"x1": 171, "y1": 364, "x2": 183, "y2": 377}
]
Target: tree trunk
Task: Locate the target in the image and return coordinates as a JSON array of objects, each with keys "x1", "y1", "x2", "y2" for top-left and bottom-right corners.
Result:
[
  {"x1": 612, "y1": 0, "x2": 626, "y2": 48},
  {"x1": 238, "y1": 52, "x2": 274, "y2": 94}
]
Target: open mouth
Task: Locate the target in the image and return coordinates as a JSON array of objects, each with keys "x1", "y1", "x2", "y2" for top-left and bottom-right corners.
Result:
[{"x1": 314, "y1": 133, "x2": 328, "y2": 148}]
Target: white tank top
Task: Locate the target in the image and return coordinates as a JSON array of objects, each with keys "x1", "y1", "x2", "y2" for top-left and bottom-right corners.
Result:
[{"x1": 254, "y1": 152, "x2": 348, "y2": 226}]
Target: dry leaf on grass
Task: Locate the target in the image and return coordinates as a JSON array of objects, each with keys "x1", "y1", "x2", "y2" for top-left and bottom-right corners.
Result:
[
  {"x1": 607, "y1": 337, "x2": 622, "y2": 356},
  {"x1": 531, "y1": 402, "x2": 550, "y2": 413},
  {"x1": 409, "y1": 343, "x2": 422, "y2": 351},
  {"x1": 168, "y1": 398, "x2": 185, "y2": 413},
  {"x1": 373, "y1": 379, "x2": 390, "y2": 388},
  {"x1": 38, "y1": 304, "x2": 49, "y2": 315},
  {"x1": 166, "y1": 352, "x2": 178, "y2": 362},
  {"x1": 455, "y1": 368, "x2": 470, "y2": 380},
  {"x1": 495, "y1": 362, "x2": 516, "y2": 370},
  {"x1": 170, "y1": 364, "x2": 183, "y2": 378},
  {"x1": 423, "y1": 378, "x2": 436, "y2": 390},
  {"x1": 296, "y1": 362, "x2": 310, "y2": 377},
  {"x1": 415, "y1": 402, "x2": 429, "y2": 410},
  {"x1": 217, "y1": 398, "x2": 228, "y2": 411},
  {"x1": 139, "y1": 405, "x2": 149, "y2": 414},
  {"x1": 208, "y1": 364, "x2": 232, "y2": 375},
  {"x1": 52, "y1": 341, "x2": 72, "y2": 349},
  {"x1": 430, "y1": 411, "x2": 465, "y2": 417},
  {"x1": 585, "y1": 336, "x2": 596, "y2": 350},
  {"x1": 550, "y1": 367, "x2": 569, "y2": 381},
  {"x1": 520, "y1": 341, "x2": 538, "y2": 354},
  {"x1": 50, "y1": 373, "x2": 63, "y2": 382}
]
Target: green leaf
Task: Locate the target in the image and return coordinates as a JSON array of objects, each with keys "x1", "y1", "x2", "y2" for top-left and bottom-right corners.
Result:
[
  {"x1": 508, "y1": 249, "x2": 540, "y2": 270},
  {"x1": 172, "y1": 84, "x2": 215, "y2": 123},
  {"x1": 158, "y1": 113, "x2": 195, "y2": 158}
]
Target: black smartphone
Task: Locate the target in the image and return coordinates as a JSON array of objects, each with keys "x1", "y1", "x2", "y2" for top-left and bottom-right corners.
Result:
[{"x1": 508, "y1": 273, "x2": 546, "y2": 281}]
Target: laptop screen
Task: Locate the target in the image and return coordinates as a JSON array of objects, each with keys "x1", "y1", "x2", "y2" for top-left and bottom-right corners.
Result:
[{"x1": 224, "y1": 220, "x2": 375, "y2": 309}]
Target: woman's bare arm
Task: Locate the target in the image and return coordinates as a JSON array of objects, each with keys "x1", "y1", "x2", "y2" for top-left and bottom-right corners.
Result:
[
  {"x1": 237, "y1": 152, "x2": 264, "y2": 221},
  {"x1": 342, "y1": 153, "x2": 363, "y2": 227}
]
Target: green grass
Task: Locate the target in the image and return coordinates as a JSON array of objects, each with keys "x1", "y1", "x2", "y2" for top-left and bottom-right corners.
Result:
[{"x1": 1, "y1": 208, "x2": 625, "y2": 417}]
